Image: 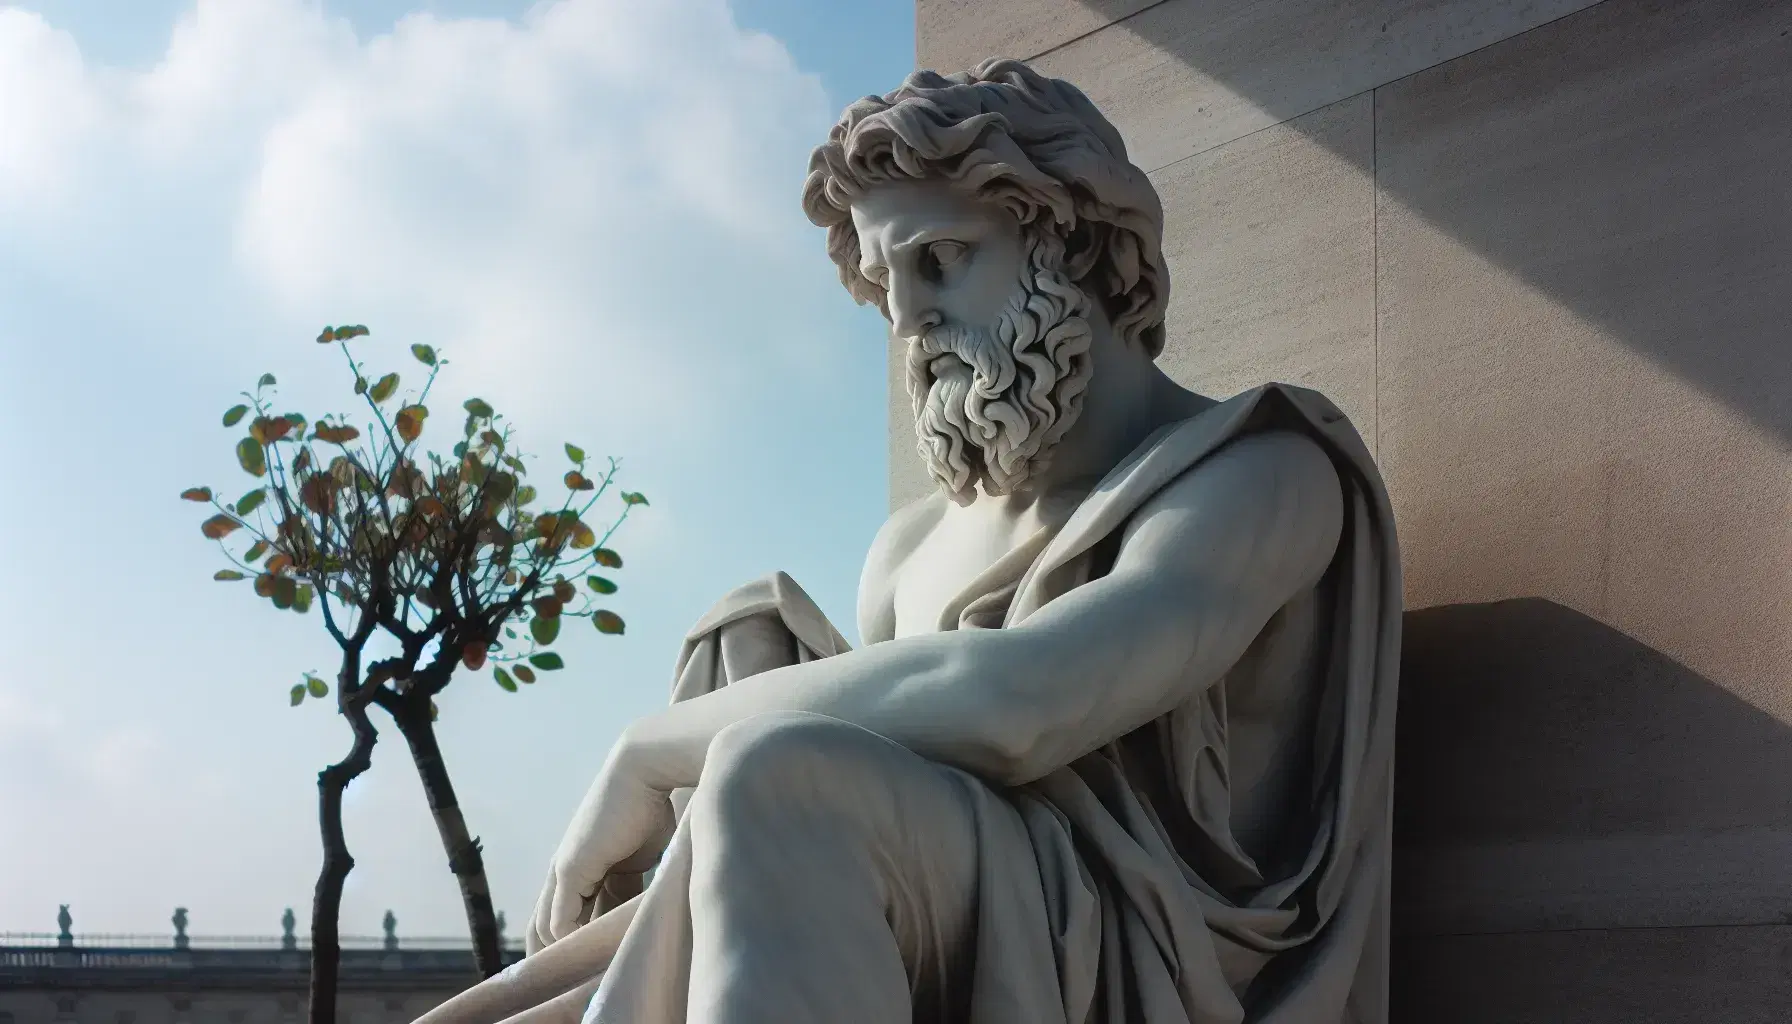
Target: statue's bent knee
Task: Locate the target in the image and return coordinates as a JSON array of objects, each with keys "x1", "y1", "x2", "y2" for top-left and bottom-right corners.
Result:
[{"x1": 700, "y1": 711, "x2": 898, "y2": 818}]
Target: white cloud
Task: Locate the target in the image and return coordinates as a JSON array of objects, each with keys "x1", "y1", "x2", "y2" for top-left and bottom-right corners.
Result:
[
  {"x1": 0, "y1": 10, "x2": 100, "y2": 203},
  {"x1": 0, "y1": 0, "x2": 840, "y2": 434}
]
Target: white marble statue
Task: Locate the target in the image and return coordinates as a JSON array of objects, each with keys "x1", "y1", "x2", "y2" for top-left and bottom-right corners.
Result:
[{"x1": 417, "y1": 59, "x2": 1400, "y2": 1024}]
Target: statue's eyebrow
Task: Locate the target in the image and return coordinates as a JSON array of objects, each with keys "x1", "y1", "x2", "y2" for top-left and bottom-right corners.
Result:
[
  {"x1": 892, "y1": 223, "x2": 976, "y2": 252},
  {"x1": 860, "y1": 216, "x2": 982, "y2": 280}
]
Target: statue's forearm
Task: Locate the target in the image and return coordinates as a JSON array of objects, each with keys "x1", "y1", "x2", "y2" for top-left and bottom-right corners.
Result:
[{"x1": 621, "y1": 629, "x2": 1034, "y2": 791}]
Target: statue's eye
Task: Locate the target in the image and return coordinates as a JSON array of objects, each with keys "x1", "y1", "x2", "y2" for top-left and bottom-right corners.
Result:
[{"x1": 928, "y1": 240, "x2": 967, "y2": 267}]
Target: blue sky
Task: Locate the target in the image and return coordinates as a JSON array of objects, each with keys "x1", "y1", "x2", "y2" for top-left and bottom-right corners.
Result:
[{"x1": 0, "y1": 0, "x2": 911, "y2": 940}]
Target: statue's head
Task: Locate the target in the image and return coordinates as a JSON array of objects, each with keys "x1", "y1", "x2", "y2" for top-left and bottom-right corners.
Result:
[{"x1": 804, "y1": 59, "x2": 1167, "y2": 503}]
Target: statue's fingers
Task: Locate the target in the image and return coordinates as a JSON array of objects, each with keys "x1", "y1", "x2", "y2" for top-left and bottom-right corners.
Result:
[
  {"x1": 548, "y1": 871, "x2": 587, "y2": 941},
  {"x1": 528, "y1": 876, "x2": 556, "y2": 953}
]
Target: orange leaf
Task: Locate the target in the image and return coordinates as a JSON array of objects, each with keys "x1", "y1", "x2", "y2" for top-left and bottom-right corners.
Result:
[
  {"x1": 532, "y1": 596, "x2": 563, "y2": 619},
  {"x1": 564, "y1": 471, "x2": 593, "y2": 491},
  {"x1": 314, "y1": 423, "x2": 361, "y2": 445},
  {"x1": 300, "y1": 476, "x2": 336, "y2": 515},
  {"x1": 387, "y1": 463, "x2": 423, "y2": 498},
  {"x1": 254, "y1": 573, "x2": 277, "y2": 597},
  {"x1": 265, "y1": 553, "x2": 294, "y2": 575},
  {"x1": 416, "y1": 496, "x2": 447, "y2": 518},
  {"x1": 461, "y1": 642, "x2": 487, "y2": 671},
  {"x1": 512, "y1": 665, "x2": 537, "y2": 684},
  {"x1": 262, "y1": 416, "x2": 294, "y2": 443},
  {"x1": 181, "y1": 487, "x2": 213, "y2": 502},
  {"x1": 201, "y1": 514, "x2": 241, "y2": 540},
  {"x1": 395, "y1": 405, "x2": 428, "y2": 443},
  {"x1": 552, "y1": 579, "x2": 575, "y2": 604}
]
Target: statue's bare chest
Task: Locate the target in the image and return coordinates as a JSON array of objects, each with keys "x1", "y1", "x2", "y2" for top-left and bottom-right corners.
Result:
[{"x1": 886, "y1": 500, "x2": 1067, "y2": 639}]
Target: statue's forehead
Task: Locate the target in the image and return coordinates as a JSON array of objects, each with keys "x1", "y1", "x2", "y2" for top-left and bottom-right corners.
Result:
[{"x1": 850, "y1": 182, "x2": 1015, "y2": 247}]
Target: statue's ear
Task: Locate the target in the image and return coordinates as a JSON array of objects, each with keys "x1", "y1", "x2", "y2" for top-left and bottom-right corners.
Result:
[{"x1": 1062, "y1": 219, "x2": 1106, "y2": 284}]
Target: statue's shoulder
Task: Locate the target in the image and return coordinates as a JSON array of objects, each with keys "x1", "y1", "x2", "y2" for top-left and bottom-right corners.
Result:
[{"x1": 1091, "y1": 384, "x2": 1351, "y2": 531}]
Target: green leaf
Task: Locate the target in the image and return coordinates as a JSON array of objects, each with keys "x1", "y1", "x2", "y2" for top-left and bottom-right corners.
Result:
[
  {"x1": 245, "y1": 540, "x2": 269, "y2": 562},
  {"x1": 223, "y1": 405, "x2": 249, "y2": 427},
  {"x1": 354, "y1": 376, "x2": 368, "y2": 395},
  {"x1": 586, "y1": 575, "x2": 617, "y2": 595},
  {"x1": 290, "y1": 684, "x2": 306, "y2": 706},
  {"x1": 593, "y1": 548, "x2": 622, "y2": 569},
  {"x1": 513, "y1": 664, "x2": 537, "y2": 684},
  {"x1": 306, "y1": 673, "x2": 328, "y2": 698},
  {"x1": 593, "y1": 610, "x2": 625, "y2": 635},
  {"x1": 515, "y1": 485, "x2": 537, "y2": 506},
  {"x1": 236, "y1": 489, "x2": 267, "y2": 516},
  {"x1": 621, "y1": 491, "x2": 649, "y2": 507},
  {"x1": 564, "y1": 443, "x2": 585, "y2": 464},
  {"x1": 293, "y1": 584, "x2": 314, "y2": 614},
  {"x1": 464, "y1": 398, "x2": 494, "y2": 419},
  {"x1": 181, "y1": 487, "x2": 213, "y2": 502},
  {"x1": 528, "y1": 652, "x2": 564, "y2": 671},
  {"x1": 337, "y1": 325, "x2": 370, "y2": 340},
  {"x1": 530, "y1": 615, "x2": 560, "y2": 645},
  {"x1": 411, "y1": 344, "x2": 438, "y2": 366},
  {"x1": 494, "y1": 667, "x2": 518, "y2": 693},
  {"x1": 369, "y1": 373, "x2": 399, "y2": 403},
  {"x1": 214, "y1": 569, "x2": 246, "y2": 581},
  {"x1": 504, "y1": 627, "x2": 517, "y2": 639},
  {"x1": 271, "y1": 576, "x2": 298, "y2": 609},
  {"x1": 237, "y1": 437, "x2": 267, "y2": 477},
  {"x1": 258, "y1": 373, "x2": 277, "y2": 389}
]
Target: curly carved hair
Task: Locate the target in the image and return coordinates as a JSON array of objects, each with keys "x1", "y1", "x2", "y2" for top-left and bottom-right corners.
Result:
[{"x1": 801, "y1": 58, "x2": 1168, "y2": 358}]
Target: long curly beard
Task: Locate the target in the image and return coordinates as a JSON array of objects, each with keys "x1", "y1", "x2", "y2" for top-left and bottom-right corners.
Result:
[{"x1": 905, "y1": 232, "x2": 1095, "y2": 505}]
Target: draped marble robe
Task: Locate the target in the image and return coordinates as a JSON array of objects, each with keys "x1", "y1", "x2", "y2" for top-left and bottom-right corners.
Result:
[{"x1": 417, "y1": 383, "x2": 1401, "y2": 1024}]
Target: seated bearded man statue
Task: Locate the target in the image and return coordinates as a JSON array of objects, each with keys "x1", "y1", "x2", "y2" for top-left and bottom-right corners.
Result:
[{"x1": 419, "y1": 58, "x2": 1401, "y2": 1024}]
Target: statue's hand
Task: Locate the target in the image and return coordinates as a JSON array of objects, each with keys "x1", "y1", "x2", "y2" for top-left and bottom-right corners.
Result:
[{"x1": 528, "y1": 738, "x2": 675, "y2": 953}]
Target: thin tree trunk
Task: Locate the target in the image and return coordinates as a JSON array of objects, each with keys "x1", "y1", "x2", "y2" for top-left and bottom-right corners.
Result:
[
  {"x1": 309, "y1": 698, "x2": 379, "y2": 1024},
  {"x1": 391, "y1": 694, "x2": 504, "y2": 978}
]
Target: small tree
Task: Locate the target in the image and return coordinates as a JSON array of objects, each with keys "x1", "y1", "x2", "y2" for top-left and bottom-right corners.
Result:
[{"x1": 182, "y1": 325, "x2": 644, "y2": 1024}]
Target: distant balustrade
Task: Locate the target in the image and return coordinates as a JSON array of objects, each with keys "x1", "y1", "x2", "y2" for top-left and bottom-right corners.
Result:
[
  {"x1": 0, "y1": 933, "x2": 524, "y2": 951},
  {"x1": 0, "y1": 906, "x2": 523, "y2": 989}
]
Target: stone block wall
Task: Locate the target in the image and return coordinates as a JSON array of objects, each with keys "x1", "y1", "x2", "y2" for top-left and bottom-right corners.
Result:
[{"x1": 906, "y1": 1, "x2": 1792, "y2": 1018}]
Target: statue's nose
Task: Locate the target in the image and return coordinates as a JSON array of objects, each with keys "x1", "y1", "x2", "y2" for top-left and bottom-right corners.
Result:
[{"x1": 887, "y1": 274, "x2": 942, "y2": 339}]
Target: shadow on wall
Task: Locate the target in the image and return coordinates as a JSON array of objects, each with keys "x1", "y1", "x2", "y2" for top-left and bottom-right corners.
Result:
[
  {"x1": 1389, "y1": 599, "x2": 1792, "y2": 1021},
  {"x1": 1394, "y1": 599, "x2": 1792, "y2": 848},
  {"x1": 1057, "y1": 0, "x2": 1792, "y2": 445}
]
